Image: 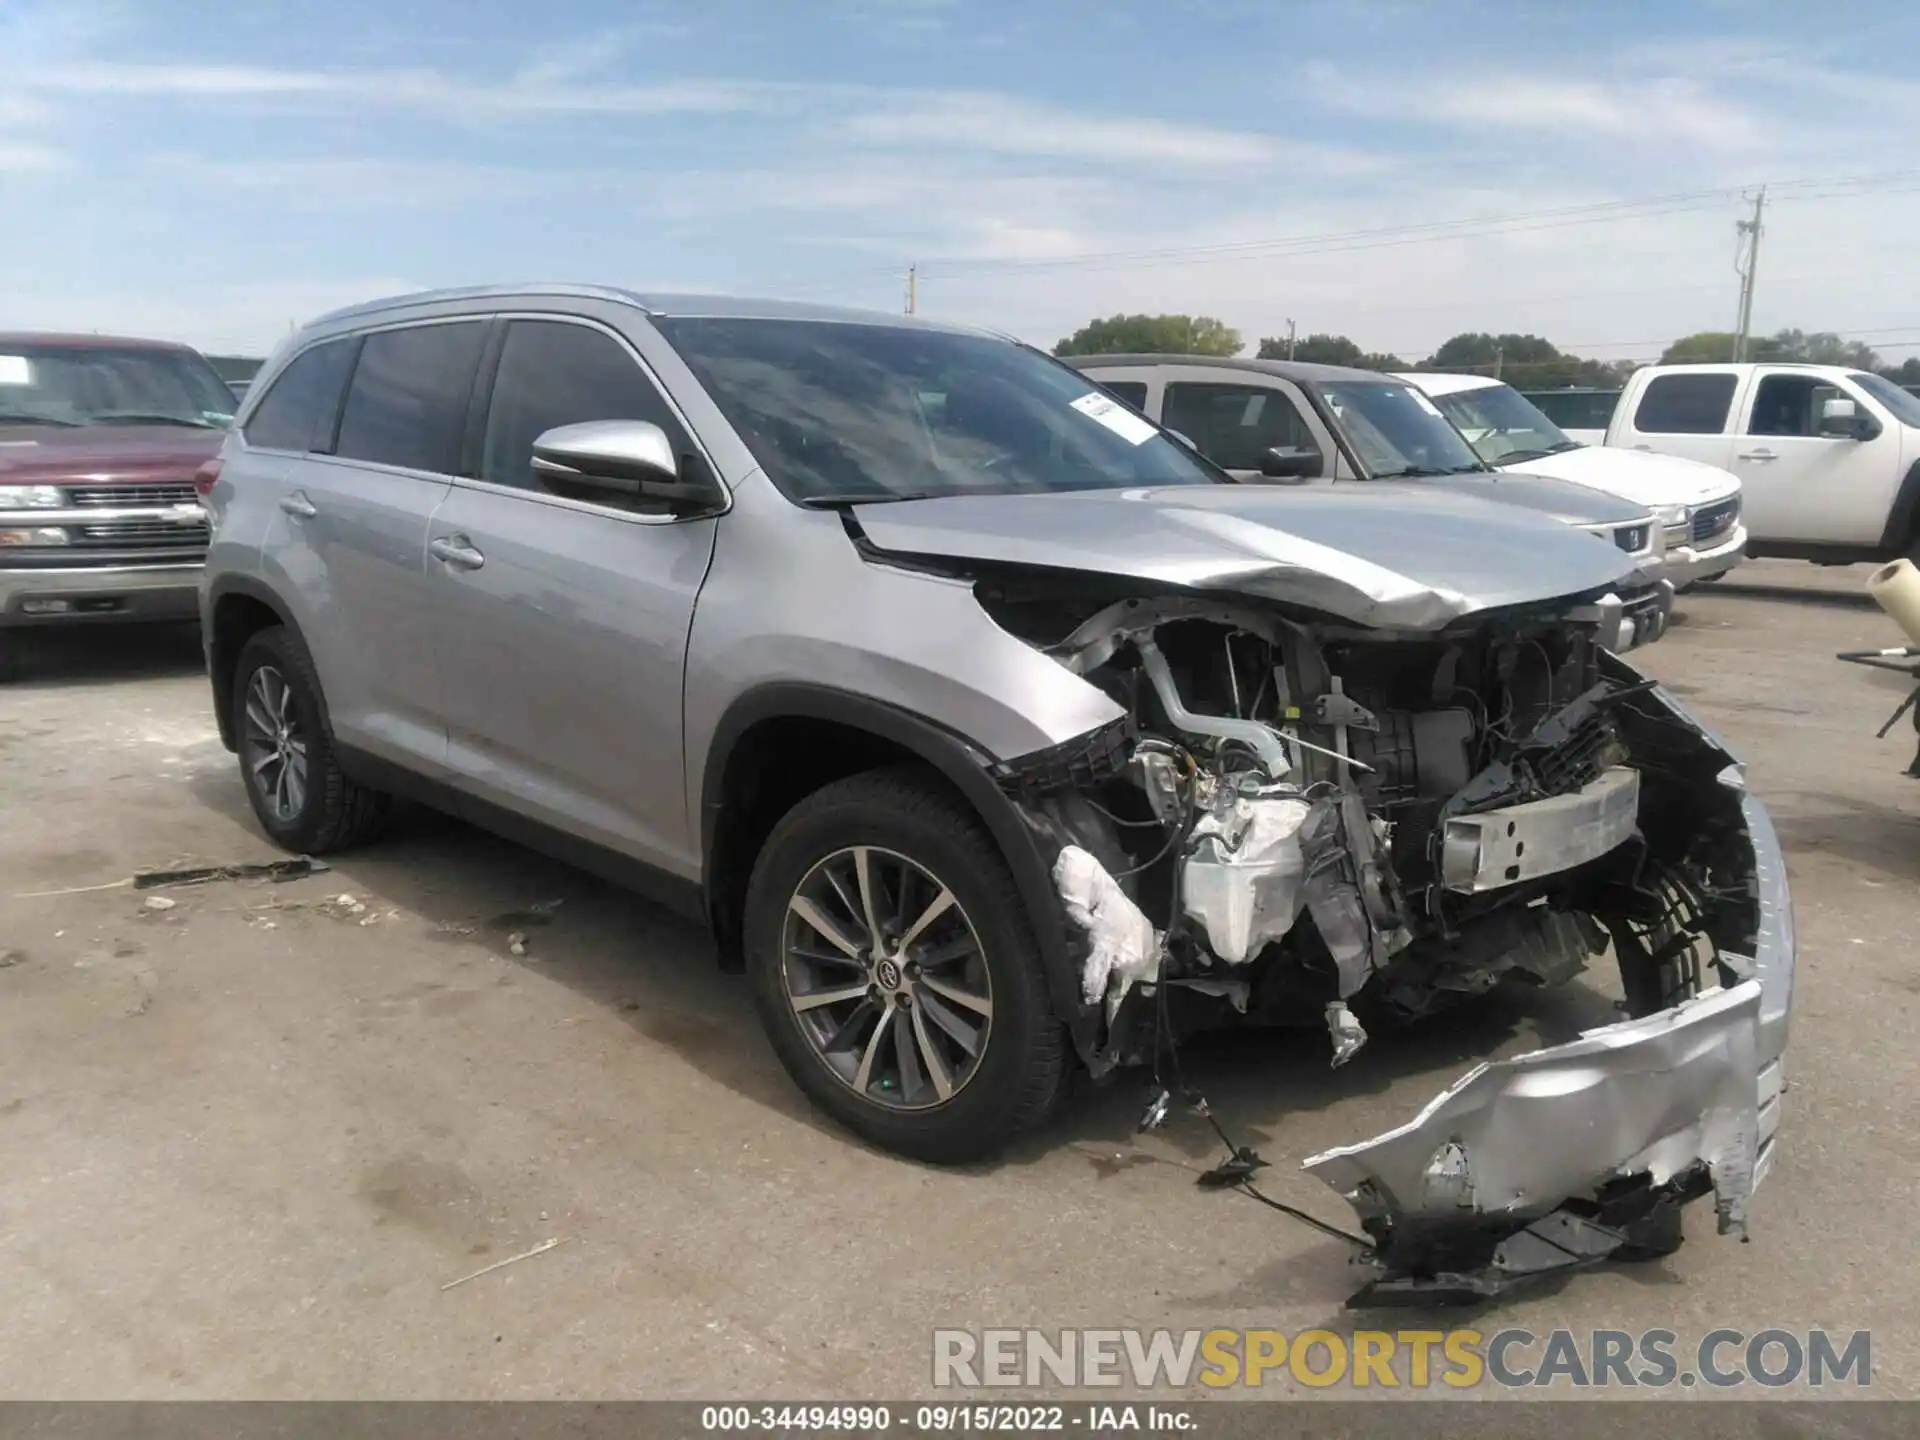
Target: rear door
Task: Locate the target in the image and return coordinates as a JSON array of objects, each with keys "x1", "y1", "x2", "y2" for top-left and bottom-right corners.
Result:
[
  {"x1": 1614, "y1": 370, "x2": 1742, "y2": 473},
  {"x1": 1730, "y1": 368, "x2": 1900, "y2": 545},
  {"x1": 251, "y1": 319, "x2": 485, "y2": 772},
  {"x1": 425, "y1": 314, "x2": 719, "y2": 875}
]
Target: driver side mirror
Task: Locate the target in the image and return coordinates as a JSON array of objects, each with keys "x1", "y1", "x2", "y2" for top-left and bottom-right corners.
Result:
[
  {"x1": 531, "y1": 420, "x2": 725, "y2": 513},
  {"x1": 1818, "y1": 396, "x2": 1878, "y2": 441},
  {"x1": 1259, "y1": 445, "x2": 1322, "y2": 481}
]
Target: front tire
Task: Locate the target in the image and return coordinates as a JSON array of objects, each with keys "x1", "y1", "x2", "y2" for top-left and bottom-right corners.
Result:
[
  {"x1": 231, "y1": 626, "x2": 389, "y2": 854},
  {"x1": 743, "y1": 767, "x2": 1068, "y2": 1163}
]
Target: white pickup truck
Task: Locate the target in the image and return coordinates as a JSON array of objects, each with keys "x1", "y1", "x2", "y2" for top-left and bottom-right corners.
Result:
[
  {"x1": 1532, "y1": 363, "x2": 1920, "y2": 567},
  {"x1": 1400, "y1": 372, "x2": 1746, "y2": 587}
]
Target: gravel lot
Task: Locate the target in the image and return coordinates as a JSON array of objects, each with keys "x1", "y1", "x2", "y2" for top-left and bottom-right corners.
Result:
[{"x1": 2, "y1": 560, "x2": 1917, "y2": 1400}]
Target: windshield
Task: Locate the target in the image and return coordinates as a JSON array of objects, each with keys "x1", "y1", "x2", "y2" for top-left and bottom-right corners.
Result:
[
  {"x1": 1313, "y1": 380, "x2": 1485, "y2": 477},
  {"x1": 1427, "y1": 382, "x2": 1576, "y2": 464},
  {"x1": 1850, "y1": 372, "x2": 1920, "y2": 429},
  {"x1": 0, "y1": 345, "x2": 235, "y2": 429},
  {"x1": 654, "y1": 317, "x2": 1222, "y2": 502}
]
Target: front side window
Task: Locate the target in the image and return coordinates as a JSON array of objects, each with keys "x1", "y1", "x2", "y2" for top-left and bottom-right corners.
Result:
[
  {"x1": 1161, "y1": 381, "x2": 1318, "y2": 471},
  {"x1": 655, "y1": 318, "x2": 1221, "y2": 503},
  {"x1": 1428, "y1": 383, "x2": 1576, "y2": 464},
  {"x1": 480, "y1": 320, "x2": 688, "y2": 497},
  {"x1": 0, "y1": 344, "x2": 234, "y2": 430},
  {"x1": 333, "y1": 321, "x2": 486, "y2": 473},
  {"x1": 1747, "y1": 374, "x2": 1845, "y2": 437},
  {"x1": 1633, "y1": 373, "x2": 1737, "y2": 435},
  {"x1": 1313, "y1": 380, "x2": 1483, "y2": 477},
  {"x1": 243, "y1": 340, "x2": 355, "y2": 452}
]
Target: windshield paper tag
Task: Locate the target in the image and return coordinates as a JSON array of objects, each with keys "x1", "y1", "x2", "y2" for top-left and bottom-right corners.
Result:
[
  {"x1": 0, "y1": 356, "x2": 30, "y2": 386},
  {"x1": 1072, "y1": 392, "x2": 1157, "y2": 446},
  {"x1": 1409, "y1": 389, "x2": 1444, "y2": 418}
]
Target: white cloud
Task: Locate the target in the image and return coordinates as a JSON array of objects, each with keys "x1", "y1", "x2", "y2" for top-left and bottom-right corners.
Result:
[
  {"x1": 0, "y1": 278, "x2": 421, "y2": 354},
  {"x1": 0, "y1": 140, "x2": 63, "y2": 172}
]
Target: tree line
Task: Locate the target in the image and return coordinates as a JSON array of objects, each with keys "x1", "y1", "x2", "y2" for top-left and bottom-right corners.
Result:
[{"x1": 1052, "y1": 314, "x2": 1920, "y2": 387}]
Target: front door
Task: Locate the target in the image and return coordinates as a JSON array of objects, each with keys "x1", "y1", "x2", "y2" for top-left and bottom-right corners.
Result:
[
  {"x1": 425, "y1": 316, "x2": 718, "y2": 876},
  {"x1": 1732, "y1": 369, "x2": 1902, "y2": 545}
]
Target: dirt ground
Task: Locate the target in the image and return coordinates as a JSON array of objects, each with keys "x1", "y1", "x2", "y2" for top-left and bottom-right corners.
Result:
[{"x1": 1, "y1": 560, "x2": 1917, "y2": 1400}]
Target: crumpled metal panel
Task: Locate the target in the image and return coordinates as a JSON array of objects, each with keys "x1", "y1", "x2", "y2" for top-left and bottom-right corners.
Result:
[
  {"x1": 853, "y1": 484, "x2": 1640, "y2": 631},
  {"x1": 1304, "y1": 979, "x2": 1764, "y2": 1232}
]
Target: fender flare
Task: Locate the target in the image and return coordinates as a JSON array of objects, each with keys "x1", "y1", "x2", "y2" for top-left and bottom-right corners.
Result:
[
  {"x1": 1875, "y1": 459, "x2": 1920, "y2": 557},
  {"x1": 203, "y1": 574, "x2": 302, "y2": 751},
  {"x1": 700, "y1": 682, "x2": 1098, "y2": 1063}
]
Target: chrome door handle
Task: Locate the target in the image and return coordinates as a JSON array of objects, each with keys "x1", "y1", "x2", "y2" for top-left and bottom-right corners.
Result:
[
  {"x1": 1737, "y1": 449, "x2": 1777, "y2": 462},
  {"x1": 429, "y1": 535, "x2": 486, "y2": 570},
  {"x1": 278, "y1": 492, "x2": 317, "y2": 519}
]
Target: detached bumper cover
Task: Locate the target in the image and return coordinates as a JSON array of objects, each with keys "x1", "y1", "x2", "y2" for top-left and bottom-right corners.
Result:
[{"x1": 1305, "y1": 782, "x2": 1794, "y2": 1303}]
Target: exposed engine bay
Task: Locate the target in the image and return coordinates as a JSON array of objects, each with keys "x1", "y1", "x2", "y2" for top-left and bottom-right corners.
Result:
[{"x1": 975, "y1": 575, "x2": 1792, "y2": 1304}]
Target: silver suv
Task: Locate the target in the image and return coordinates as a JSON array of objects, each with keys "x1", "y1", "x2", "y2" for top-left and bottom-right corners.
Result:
[{"x1": 202, "y1": 287, "x2": 1792, "y2": 1298}]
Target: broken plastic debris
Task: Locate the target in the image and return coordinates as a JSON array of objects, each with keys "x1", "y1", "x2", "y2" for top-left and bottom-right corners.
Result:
[
  {"x1": 508, "y1": 932, "x2": 529, "y2": 957},
  {"x1": 1053, "y1": 845, "x2": 1160, "y2": 1020},
  {"x1": 140, "y1": 896, "x2": 177, "y2": 913},
  {"x1": 133, "y1": 858, "x2": 329, "y2": 891},
  {"x1": 1197, "y1": 1146, "x2": 1269, "y2": 1189},
  {"x1": 1137, "y1": 1087, "x2": 1172, "y2": 1133},
  {"x1": 1182, "y1": 793, "x2": 1310, "y2": 965},
  {"x1": 1421, "y1": 1141, "x2": 1475, "y2": 1209},
  {"x1": 1325, "y1": 1000, "x2": 1368, "y2": 1068},
  {"x1": 328, "y1": 893, "x2": 367, "y2": 917}
]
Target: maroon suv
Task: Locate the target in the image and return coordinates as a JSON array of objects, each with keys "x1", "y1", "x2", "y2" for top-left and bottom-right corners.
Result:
[{"x1": 0, "y1": 333, "x2": 232, "y2": 630}]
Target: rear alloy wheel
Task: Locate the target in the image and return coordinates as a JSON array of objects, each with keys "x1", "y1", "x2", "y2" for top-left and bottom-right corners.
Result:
[
  {"x1": 744, "y1": 767, "x2": 1068, "y2": 1162},
  {"x1": 231, "y1": 626, "x2": 389, "y2": 854}
]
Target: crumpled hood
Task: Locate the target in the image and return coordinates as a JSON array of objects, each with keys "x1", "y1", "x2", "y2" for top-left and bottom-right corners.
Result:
[
  {"x1": 1410, "y1": 469, "x2": 1649, "y2": 525},
  {"x1": 1496, "y1": 444, "x2": 1741, "y2": 508},
  {"x1": 0, "y1": 424, "x2": 222, "y2": 482},
  {"x1": 853, "y1": 484, "x2": 1643, "y2": 630}
]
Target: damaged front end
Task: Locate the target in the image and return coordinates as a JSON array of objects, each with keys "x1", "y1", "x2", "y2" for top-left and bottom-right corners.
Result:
[{"x1": 976, "y1": 578, "x2": 1793, "y2": 1304}]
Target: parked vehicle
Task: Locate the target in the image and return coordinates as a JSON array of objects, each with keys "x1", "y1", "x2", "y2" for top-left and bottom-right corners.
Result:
[
  {"x1": 0, "y1": 333, "x2": 231, "y2": 640},
  {"x1": 1072, "y1": 355, "x2": 1671, "y2": 649},
  {"x1": 201, "y1": 287, "x2": 1791, "y2": 1298},
  {"x1": 1519, "y1": 386, "x2": 1621, "y2": 444},
  {"x1": 1399, "y1": 372, "x2": 1746, "y2": 588},
  {"x1": 1570, "y1": 362, "x2": 1920, "y2": 566}
]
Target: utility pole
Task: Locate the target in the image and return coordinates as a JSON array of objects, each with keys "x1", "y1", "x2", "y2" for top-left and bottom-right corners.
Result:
[
  {"x1": 1732, "y1": 187, "x2": 1766, "y2": 362},
  {"x1": 1286, "y1": 318, "x2": 1297, "y2": 360},
  {"x1": 1493, "y1": 345, "x2": 1504, "y2": 380},
  {"x1": 905, "y1": 264, "x2": 917, "y2": 316}
]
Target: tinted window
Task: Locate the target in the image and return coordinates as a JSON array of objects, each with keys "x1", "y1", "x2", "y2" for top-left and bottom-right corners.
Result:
[
  {"x1": 656, "y1": 317, "x2": 1218, "y2": 503},
  {"x1": 1162, "y1": 382, "x2": 1318, "y2": 471},
  {"x1": 1747, "y1": 374, "x2": 1844, "y2": 437},
  {"x1": 334, "y1": 322, "x2": 485, "y2": 473},
  {"x1": 242, "y1": 340, "x2": 354, "y2": 452},
  {"x1": 1100, "y1": 380, "x2": 1148, "y2": 409},
  {"x1": 481, "y1": 320, "x2": 686, "y2": 495},
  {"x1": 1633, "y1": 374, "x2": 1736, "y2": 435}
]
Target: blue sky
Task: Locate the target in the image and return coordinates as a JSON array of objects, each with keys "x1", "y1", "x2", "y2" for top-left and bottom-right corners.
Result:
[{"x1": 4, "y1": 0, "x2": 1919, "y2": 365}]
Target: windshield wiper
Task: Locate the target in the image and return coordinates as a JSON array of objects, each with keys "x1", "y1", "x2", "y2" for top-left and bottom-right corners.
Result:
[
  {"x1": 0, "y1": 414, "x2": 80, "y2": 427},
  {"x1": 1546, "y1": 440, "x2": 1584, "y2": 454},
  {"x1": 798, "y1": 491, "x2": 959, "y2": 508},
  {"x1": 1377, "y1": 465, "x2": 1450, "y2": 478},
  {"x1": 1495, "y1": 447, "x2": 1551, "y2": 464},
  {"x1": 91, "y1": 413, "x2": 220, "y2": 428}
]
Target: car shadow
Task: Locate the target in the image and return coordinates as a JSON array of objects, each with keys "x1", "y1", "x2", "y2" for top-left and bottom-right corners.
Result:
[
  {"x1": 1, "y1": 621, "x2": 204, "y2": 687},
  {"x1": 185, "y1": 765, "x2": 1638, "y2": 1178}
]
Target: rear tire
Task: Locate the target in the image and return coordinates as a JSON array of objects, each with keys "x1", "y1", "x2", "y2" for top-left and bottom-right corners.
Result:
[
  {"x1": 231, "y1": 626, "x2": 389, "y2": 854},
  {"x1": 743, "y1": 766, "x2": 1069, "y2": 1163}
]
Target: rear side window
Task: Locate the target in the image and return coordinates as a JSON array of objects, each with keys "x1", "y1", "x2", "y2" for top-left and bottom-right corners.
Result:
[
  {"x1": 1099, "y1": 380, "x2": 1148, "y2": 410},
  {"x1": 479, "y1": 320, "x2": 688, "y2": 495},
  {"x1": 243, "y1": 340, "x2": 354, "y2": 452},
  {"x1": 1633, "y1": 374, "x2": 1737, "y2": 435},
  {"x1": 334, "y1": 321, "x2": 486, "y2": 473},
  {"x1": 1162, "y1": 381, "x2": 1317, "y2": 470}
]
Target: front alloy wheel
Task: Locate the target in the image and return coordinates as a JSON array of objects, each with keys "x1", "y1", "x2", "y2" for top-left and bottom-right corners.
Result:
[{"x1": 783, "y1": 845, "x2": 994, "y2": 1110}]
